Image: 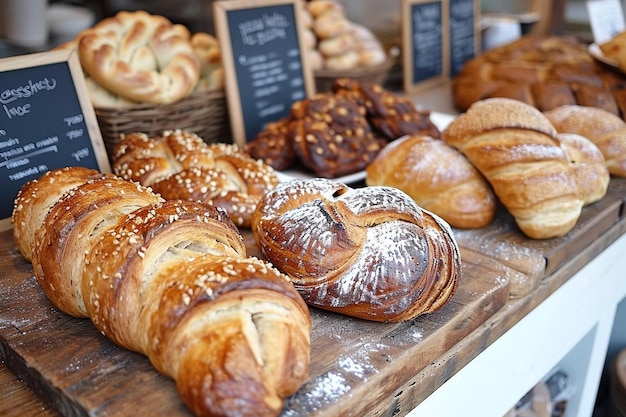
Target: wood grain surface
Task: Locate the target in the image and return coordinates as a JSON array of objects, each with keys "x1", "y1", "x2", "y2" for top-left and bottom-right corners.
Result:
[{"x1": 0, "y1": 177, "x2": 624, "y2": 417}]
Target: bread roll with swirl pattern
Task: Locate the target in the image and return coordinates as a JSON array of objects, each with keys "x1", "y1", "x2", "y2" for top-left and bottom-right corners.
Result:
[
  {"x1": 251, "y1": 178, "x2": 460, "y2": 322},
  {"x1": 12, "y1": 167, "x2": 311, "y2": 417},
  {"x1": 443, "y1": 98, "x2": 585, "y2": 239}
]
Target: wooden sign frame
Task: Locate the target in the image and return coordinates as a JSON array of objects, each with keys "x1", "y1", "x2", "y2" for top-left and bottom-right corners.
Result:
[
  {"x1": 213, "y1": 0, "x2": 315, "y2": 146},
  {"x1": 402, "y1": 0, "x2": 449, "y2": 93},
  {"x1": 0, "y1": 48, "x2": 111, "y2": 231},
  {"x1": 448, "y1": 0, "x2": 480, "y2": 77}
]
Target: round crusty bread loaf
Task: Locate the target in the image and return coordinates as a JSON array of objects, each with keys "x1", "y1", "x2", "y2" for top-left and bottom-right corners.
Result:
[
  {"x1": 544, "y1": 105, "x2": 626, "y2": 177},
  {"x1": 366, "y1": 134, "x2": 496, "y2": 229}
]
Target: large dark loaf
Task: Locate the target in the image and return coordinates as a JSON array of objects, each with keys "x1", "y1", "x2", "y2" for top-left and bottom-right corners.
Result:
[
  {"x1": 452, "y1": 36, "x2": 626, "y2": 118},
  {"x1": 12, "y1": 166, "x2": 311, "y2": 417}
]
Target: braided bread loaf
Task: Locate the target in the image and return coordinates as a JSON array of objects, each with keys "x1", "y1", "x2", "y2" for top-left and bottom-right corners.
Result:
[
  {"x1": 443, "y1": 98, "x2": 585, "y2": 239},
  {"x1": 251, "y1": 178, "x2": 460, "y2": 322},
  {"x1": 112, "y1": 130, "x2": 279, "y2": 227},
  {"x1": 77, "y1": 10, "x2": 200, "y2": 104},
  {"x1": 12, "y1": 167, "x2": 311, "y2": 417},
  {"x1": 365, "y1": 134, "x2": 497, "y2": 229}
]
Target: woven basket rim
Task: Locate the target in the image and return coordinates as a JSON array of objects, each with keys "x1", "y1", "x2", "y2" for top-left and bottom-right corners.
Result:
[
  {"x1": 93, "y1": 88, "x2": 225, "y2": 112},
  {"x1": 314, "y1": 55, "x2": 396, "y2": 79}
]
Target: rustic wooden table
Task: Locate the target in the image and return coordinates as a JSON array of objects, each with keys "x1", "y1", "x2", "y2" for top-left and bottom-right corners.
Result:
[{"x1": 1, "y1": 174, "x2": 625, "y2": 417}]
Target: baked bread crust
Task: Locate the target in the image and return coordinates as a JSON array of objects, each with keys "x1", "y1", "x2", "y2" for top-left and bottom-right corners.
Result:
[
  {"x1": 544, "y1": 105, "x2": 626, "y2": 177},
  {"x1": 113, "y1": 130, "x2": 279, "y2": 227},
  {"x1": 366, "y1": 134, "x2": 496, "y2": 229},
  {"x1": 443, "y1": 98, "x2": 585, "y2": 239},
  {"x1": 452, "y1": 36, "x2": 626, "y2": 117},
  {"x1": 77, "y1": 10, "x2": 200, "y2": 104},
  {"x1": 252, "y1": 178, "x2": 460, "y2": 322},
  {"x1": 12, "y1": 168, "x2": 311, "y2": 417}
]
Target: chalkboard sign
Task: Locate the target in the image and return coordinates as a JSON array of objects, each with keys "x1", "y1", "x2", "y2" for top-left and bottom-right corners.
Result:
[
  {"x1": 0, "y1": 49, "x2": 111, "y2": 231},
  {"x1": 402, "y1": 0, "x2": 449, "y2": 93},
  {"x1": 213, "y1": 0, "x2": 314, "y2": 146},
  {"x1": 449, "y1": 0, "x2": 478, "y2": 77}
]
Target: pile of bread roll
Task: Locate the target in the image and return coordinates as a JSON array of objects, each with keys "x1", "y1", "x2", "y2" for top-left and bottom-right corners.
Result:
[
  {"x1": 368, "y1": 97, "x2": 623, "y2": 239},
  {"x1": 12, "y1": 166, "x2": 311, "y2": 417},
  {"x1": 56, "y1": 10, "x2": 224, "y2": 108},
  {"x1": 303, "y1": 0, "x2": 387, "y2": 71}
]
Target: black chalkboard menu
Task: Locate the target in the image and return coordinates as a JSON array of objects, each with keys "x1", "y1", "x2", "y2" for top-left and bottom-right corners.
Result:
[
  {"x1": 214, "y1": 0, "x2": 314, "y2": 146},
  {"x1": 449, "y1": 0, "x2": 478, "y2": 77},
  {"x1": 402, "y1": 0, "x2": 448, "y2": 93},
  {"x1": 0, "y1": 49, "x2": 110, "y2": 231}
]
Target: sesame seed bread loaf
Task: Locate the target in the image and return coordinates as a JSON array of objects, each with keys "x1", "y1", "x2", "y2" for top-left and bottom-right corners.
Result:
[
  {"x1": 251, "y1": 178, "x2": 460, "y2": 322},
  {"x1": 544, "y1": 105, "x2": 626, "y2": 177},
  {"x1": 12, "y1": 166, "x2": 311, "y2": 417},
  {"x1": 112, "y1": 130, "x2": 279, "y2": 228}
]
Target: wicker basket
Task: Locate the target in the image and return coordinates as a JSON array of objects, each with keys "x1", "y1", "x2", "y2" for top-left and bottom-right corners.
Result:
[
  {"x1": 94, "y1": 89, "x2": 231, "y2": 159},
  {"x1": 314, "y1": 55, "x2": 396, "y2": 92}
]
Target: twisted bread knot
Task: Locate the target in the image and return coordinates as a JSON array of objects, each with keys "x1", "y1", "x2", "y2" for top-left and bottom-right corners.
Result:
[
  {"x1": 252, "y1": 178, "x2": 460, "y2": 322},
  {"x1": 77, "y1": 10, "x2": 200, "y2": 104},
  {"x1": 113, "y1": 130, "x2": 279, "y2": 227},
  {"x1": 289, "y1": 94, "x2": 385, "y2": 178}
]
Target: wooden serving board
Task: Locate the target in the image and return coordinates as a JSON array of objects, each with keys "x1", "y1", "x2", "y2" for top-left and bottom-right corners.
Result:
[
  {"x1": 0, "y1": 228, "x2": 510, "y2": 417},
  {"x1": 1, "y1": 177, "x2": 624, "y2": 417},
  {"x1": 454, "y1": 176, "x2": 626, "y2": 287}
]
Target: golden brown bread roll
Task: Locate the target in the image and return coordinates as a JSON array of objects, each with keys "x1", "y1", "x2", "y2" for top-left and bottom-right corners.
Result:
[
  {"x1": 544, "y1": 105, "x2": 626, "y2": 177},
  {"x1": 77, "y1": 10, "x2": 200, "y2": 104},
  {"x1": 452, "y1": 36, "x2": 626, "y2": 115},
  {"x1": 251, "y1": 178, "x2": 460, "y2": 322},
  {"x1": 556, "y1": 132, "x2": 610, "y2": 205},
  {"x1": 366, "y1": 135, "x2": 497, "y2": 229},
  {"x1": 443, "y1": 98, "x2": 585, "y2": 239},
  {"x1": 13, "y1": 168, "x2": 311, "y2": 417},
  {"x1": 11, "y1": 166, "x2": 110, "y2": 262},
  {"x1": 113, "y1": 130, "x2": 279, "y2": 227}
]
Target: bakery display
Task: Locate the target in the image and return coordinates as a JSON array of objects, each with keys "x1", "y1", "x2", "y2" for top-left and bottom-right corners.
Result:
[
  {"x1": 443, "y1": 98, "x2": 585, "y2": 239},
  {"x1": 112, "y1": 129, "x2": 279, "y2": 228},
  {"x1": 366, "y1": 134, "x2": 497, "y2": 229},
  {"x1": 452, "y1": 36, "x2": 626, "y2": 118},
  {"x1": 12, "y1": 166, "x2": 311, "y2": 417},
  {"x1": 544, "y1": 105, "x2": 626, "y2": 177},
  {"x1": 251, "y1": 178, "x2": 460, "y2": 322},
  {"x1": 246, "y1": 78, "x2": 440, "y2": 177}
]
